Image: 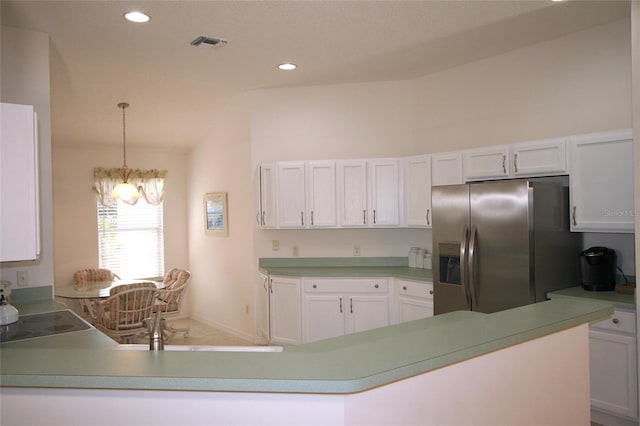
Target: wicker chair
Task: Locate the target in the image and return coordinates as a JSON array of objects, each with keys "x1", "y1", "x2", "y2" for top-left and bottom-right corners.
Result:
[
  {"x1": 94, "y1": 282, "x2": 158, "y2": 343},
  {"x1": 73, "y1": 268, "x2": 120, "y2": 321},
  {"x1": 155, "y1": 268, "x2": 191, "y2": 340}
]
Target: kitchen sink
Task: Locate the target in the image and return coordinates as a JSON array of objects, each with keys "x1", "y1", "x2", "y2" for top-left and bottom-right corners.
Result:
[{"x1": 115, "y1": 344, "x2": 283, "y2": 352}]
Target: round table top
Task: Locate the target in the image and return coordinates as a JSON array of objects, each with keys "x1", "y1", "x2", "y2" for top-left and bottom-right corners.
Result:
[{"x1": 55, "y1": 280, "x2": 164, "y2": 299}]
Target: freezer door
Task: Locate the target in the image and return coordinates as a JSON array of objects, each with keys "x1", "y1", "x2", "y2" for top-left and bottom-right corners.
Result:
[
  {"x1": 470, "y1": 180, "x2": 533, "y2": 313},
  {"x1": 432, "y1": 184, "x2": 471, "y2": 314}
]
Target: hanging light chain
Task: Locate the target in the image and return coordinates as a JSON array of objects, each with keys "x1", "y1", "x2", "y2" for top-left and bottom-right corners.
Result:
[{"x1": 118, "y1": 102, "x2": 130, "y2": 168}]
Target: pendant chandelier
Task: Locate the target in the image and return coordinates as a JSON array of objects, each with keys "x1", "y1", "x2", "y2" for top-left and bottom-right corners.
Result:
[{"x1": 110, "y1": 102, "x2": 140, "y2": 202}]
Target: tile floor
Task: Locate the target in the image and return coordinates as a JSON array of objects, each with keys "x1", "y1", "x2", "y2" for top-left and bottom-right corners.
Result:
[{"x1": 123, "y1": 317, "x2": 253, "y2": 346}]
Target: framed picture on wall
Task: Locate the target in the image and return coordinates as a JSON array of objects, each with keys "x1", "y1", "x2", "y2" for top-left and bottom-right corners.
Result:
[{"x1": 203, "y1": 192, "x2": 228, "y2": 236}]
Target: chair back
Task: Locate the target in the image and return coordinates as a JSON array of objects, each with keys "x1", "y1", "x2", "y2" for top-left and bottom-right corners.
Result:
[
  {"x1": 73, "y1": 268, "x2": 120, "y2": 289},
  {"x1": 100, "y1": 282, "x2": 157, "y2": 331},
  {"x1": 157, "y1": 269, "x2": 191, "y2": 315}
]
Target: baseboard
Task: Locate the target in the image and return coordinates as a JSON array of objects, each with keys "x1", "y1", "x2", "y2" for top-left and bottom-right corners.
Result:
[{"x1": 188, "y1": 313, "x2": 254, "y2": 342}]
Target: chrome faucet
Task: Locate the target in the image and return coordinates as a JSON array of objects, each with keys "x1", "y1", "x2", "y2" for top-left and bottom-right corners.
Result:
[{"x1": 148, "y1": 309, "x2": 165, "y2": 351}]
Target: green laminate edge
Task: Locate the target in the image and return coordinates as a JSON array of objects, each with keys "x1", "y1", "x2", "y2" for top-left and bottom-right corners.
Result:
[
  {"x1": 0, "y1": 298, "x2": 612, "y2": 394},
  {"x1": 548, "y1": 286, "x2": 635, "y2": 311}
]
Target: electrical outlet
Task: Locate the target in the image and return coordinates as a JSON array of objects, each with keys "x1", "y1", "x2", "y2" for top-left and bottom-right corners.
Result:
[
  {"x1": 292, "y1": 246, "x2": 299, "y2": 256},
  {"x1": 354, "y1": 246, "x2": 361, "y2": 256},
  {"x1": 272, "y1": 240, "x2": 279, "y2": 251},
  {"x1": 17, "y1": 271, "x2": 28, "y2": 287}
]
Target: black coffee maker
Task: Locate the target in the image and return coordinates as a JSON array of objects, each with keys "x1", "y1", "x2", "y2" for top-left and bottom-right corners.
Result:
[{"x1": 580, "y1": 247, "x2": 617, "y2": 291}]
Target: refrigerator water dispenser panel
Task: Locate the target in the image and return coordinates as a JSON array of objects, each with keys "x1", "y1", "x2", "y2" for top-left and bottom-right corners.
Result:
[{"x1": 439, "y1": 242, "x2": 461, "y2": 285}]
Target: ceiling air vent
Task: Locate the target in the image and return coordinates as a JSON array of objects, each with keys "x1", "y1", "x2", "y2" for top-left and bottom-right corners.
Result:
[{"x1": 191, "y1": 36, "x2": 227, "y2": 47}]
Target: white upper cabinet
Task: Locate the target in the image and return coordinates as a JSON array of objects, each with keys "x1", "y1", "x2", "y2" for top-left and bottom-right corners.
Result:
[
  {"x1": 256, "y1": 163, "x2": 276, "y2": 228},
  {"x1": 569, "y1": 129, "x2": 634, "y2": 233},
  {"x1": 337, "y1": 159, "x2": 401, "y2": 227},
  {"x1": 404, "y1": 155, "x2": 432, "y2": 227},
  {"x1": 1, "y1": 103, "x2": 39, "y2": 262},
  {"x1": 511, "y1": 138, "x2": 568, "y2": 177},
  {"x1": 463, "y1": 138, "x2": 568, "y2": 182},
  {"x1": 276, "y1": 162, "x2": 306, "y2": 228},
  {"x1": 463, "y1": 145, "x2": 510, "y2": 181},
  {"x1": 368, "y1": 159, "x2": 401, "y2": 226},
  {"x1": 431, "y1": 152, "x2": 463, "y2": 186},
  {"x1": 306, "y1": 161, "x2": 337, "y2": 228}
]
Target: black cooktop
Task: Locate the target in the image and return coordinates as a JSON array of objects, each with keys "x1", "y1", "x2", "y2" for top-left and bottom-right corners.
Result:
[{"x1": 0, "y1": 309, "x2": 93, "y2": 343}]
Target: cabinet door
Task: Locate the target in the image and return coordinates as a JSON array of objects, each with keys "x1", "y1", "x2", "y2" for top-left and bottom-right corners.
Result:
[
  {"x1": 431, "y1": 152, "x2": 463, "y2": 186},
  {"x1": 589, "y1": 329, "x2": 638, "y2": 419},
  {"x1": 394, "y1": 279, "x2": 434, "y2": 324},
  {"x1": 570, "y1": 129, "x2": 634, "y2": 232},
  {"x1": 306, "y1": 161, "x2": 336, "y2": 227},
  {"x1": 369, "y1": 159, "x2": 400, "y2": 226},
  {"x1": 269, "y1": 276, "x2": 301, "y2": 345},
  {"x1": 0, "y1": 103, "x2": 38, "y2": 262},
  {"x1": 347, "y1": 294, "x2": 390, "y2": 334},
  {"x1": 258, "y1": 164, "x2": 276, "y2": 228},
  {"x1": 338, "y1": 160, "x2": 368, "y2": 227},
  {"x1": 463, "y1": 145, "x2": 509, "y2": 181},
  {"x1": 511, "y1": 138, "x2": 567, "y2": 176},
  {"x1": 404, "y1": 155, "x2": 432, "y2": 228},
  {"x1": 276, "y1": 162, "x2": 306, "y2": 228},
  {"x1": 303, "y1": 294, "x2": 345, "y2": 343}
]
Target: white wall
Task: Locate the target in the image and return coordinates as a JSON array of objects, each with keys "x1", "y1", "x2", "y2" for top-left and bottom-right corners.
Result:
[
  {"x1": 0, "y1": 26, "x2": 54, "y2": 289},
  {"x1": 187, "y1": 93, "x2": 255, "y2": 339},
  {"x1": 52, "y1": 145, "x2": 189, "y2": 287}
]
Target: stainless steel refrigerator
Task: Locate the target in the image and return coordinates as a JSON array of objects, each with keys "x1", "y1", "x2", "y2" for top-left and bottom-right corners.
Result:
[{"x1": 432, "y1": 178, "x2": 582, "y2": 315}]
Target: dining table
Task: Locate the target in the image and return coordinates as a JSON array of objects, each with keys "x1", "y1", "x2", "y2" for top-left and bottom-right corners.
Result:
[{"x1": 55, "y1": 280, "x2": 164, "y2": 322}]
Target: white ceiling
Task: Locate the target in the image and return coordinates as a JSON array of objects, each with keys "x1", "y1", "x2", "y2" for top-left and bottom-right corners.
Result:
[{"x1": 1, "y1": 0, "x2": 630, "y2": 151}]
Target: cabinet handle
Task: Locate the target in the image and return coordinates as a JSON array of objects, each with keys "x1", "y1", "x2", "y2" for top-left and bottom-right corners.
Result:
[
  {"x1": 311, "y1": 210, "x2": 314, "y2": 226},
  {"x1": 513, "y1": 153, "x2": 518, "y2": 173},
  {"x1": 363, "y1": 210, "x2": 366, "y2": 225},
  {"x1": 262, "y1": 211, "x2": 266, "y2": 226},
  {"x1": 256, "y1": 212, "x2": 261, "y2": 226},
  {"x1": 612, "y1": 318, "x2": 620, "y2": 324},
  {"x1": 339, "y1": 297, "x2": 343, "y2": 313},
  {"x1": 426, "y1": 209, "x2": 430, "y2": 225},
  {"x1": 312, "y1": 284, "x2": 317, "y2": 289},
  {"x1": 350, "y1": 298, "x2": 353, "y2": 314},
  {"x1": 429, "y1": 290, "x2": 434, "y2": 295},
  {"x1": 572, "y1": 206, "x2": 577, "y2": 227},
  {"x1": 269, "y1": 279, "x2": 273, "y2": 294},
  {"x1": 373, "y1": 209, "x2": 377, "y2": 224},
  {"x1": 374, "y1": 284, "x2": 379, "y2": 289},
  {"x1": 402, "y1": 286, "x2": 407, "y2": 291},
  {"x1": 502, "y1": 155, "x2": 506, "y2": 174},
  {"x1": 301, "y1": 211, "x2": 304, "y2": 226}
]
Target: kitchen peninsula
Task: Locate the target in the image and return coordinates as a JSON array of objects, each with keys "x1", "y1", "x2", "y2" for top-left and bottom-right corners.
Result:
[{"x1": 1, "y1": 294, "x2": 612, "y2": 426}]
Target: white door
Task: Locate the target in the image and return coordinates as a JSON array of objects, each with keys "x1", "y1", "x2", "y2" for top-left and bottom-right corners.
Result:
[
  {"x1": 397, "y1": 296, "x2": 433, "y2": 323},
  {"x1": 369, "y1": 159, "x2": 400, "y2": 226},
  {"x1": 511, "y1": 138, "x2": 568, "y2": 176},
  {"x1": 431, "y1": 152, "x2": 463, "y2": 186},
  {"x1": 404, "y1": 155, "x2": 432, "y2": 227},
  {"x1": 570, "y1": 129, "x2": 634, "y2": 232},
  {"x1": 276, "y1": 162, "x2": 306, "y2": 228},
  {"x1": 303, "y1": 294, "x2": 345, "y2": 343},
  {"x1": 0, "y1": 103, "x2": 39, "y2": 262},
  {"x1": 462, "y1": 145, "x2": 509, "y2": 181},
  {"x1": 306, "y1": 161, "x2": 336, "y2": 228},
  {"x1": 347, "y1": 294, "x2": 390, "y2": 334},
  {"x1": 338, "y1": 160, "x2": 368, "y2": 227},
  {"x1": 269, "y1": 277, "x2": 301, "y2": 345},
  {"x1": 589, "y1": 329, "x2": 638, "y2": 419},
  {"x1": 259, "y1": 164, "x2": 276, "y2": 228}
]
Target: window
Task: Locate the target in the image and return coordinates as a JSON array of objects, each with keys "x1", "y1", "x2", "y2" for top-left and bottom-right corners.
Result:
[{"x1": 97, "y1": 198, "x2": 164, "y2": 279}]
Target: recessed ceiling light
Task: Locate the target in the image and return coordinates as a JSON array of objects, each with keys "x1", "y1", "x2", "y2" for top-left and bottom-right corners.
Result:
[
  {"x1": 124, "y1": 11, "x2": 151, "y2": 23},
  {"x1": 278, "y1": 63, "x2": 297, "y2": 71}
]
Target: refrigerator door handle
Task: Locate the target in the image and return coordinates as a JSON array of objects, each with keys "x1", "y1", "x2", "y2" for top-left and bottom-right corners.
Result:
[
  {"x1": 460, "y1": 225, "x2": 470, "y2": 309},
  {"x1": 468, "y1": 225, "x2": 478, "y2": 308}
]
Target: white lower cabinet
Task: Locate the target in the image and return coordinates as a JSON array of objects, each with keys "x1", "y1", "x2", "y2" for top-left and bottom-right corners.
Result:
[
  {"x1": 302, "y1": 278, "x2": 390, "y2": 343},
  {"x1": 267, "y1": 276, "x2": 301, "y2": 345},
  {"x1": 589, "y1": 309, "x2": 638, "y2": 423},
  {"x1": 393, "y1": 279, "x2": 434, "y2": 324}
]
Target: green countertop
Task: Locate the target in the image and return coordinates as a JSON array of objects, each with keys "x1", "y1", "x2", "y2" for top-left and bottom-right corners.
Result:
[
  {"x1": 0, "y1": 297, "x2": 612, "y2": 394},
  {"x1": 548, "y1": 286, "x2": 635, "y2": 311}
]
